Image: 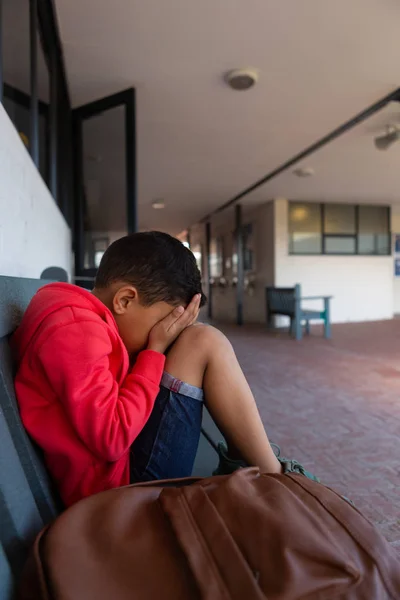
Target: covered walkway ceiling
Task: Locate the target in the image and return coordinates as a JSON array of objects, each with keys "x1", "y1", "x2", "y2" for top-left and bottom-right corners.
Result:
[{"x1": 55, "y1": 0, "x2": 400, "y2": 234}]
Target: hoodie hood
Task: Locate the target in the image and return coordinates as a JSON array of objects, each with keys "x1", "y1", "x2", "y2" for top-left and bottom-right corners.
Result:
[{"x1": 12, "y1": 283, "x2": 116, "y2": 361}]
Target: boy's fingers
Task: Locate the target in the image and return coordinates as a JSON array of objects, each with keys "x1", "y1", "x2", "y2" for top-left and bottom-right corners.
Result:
[
  {"x1": 179, "y1": 295, "x2": 201, "y2": 326},
  {"x1": 162, "y1": 306, "x2": 185, "y2": 330},
  {"x1": 188, "y1": 309, "x2": 200, "y2": 326},
  {"x1": 165, "y1": 295, "x2": 201, "y2": 332},
  {"x1": 188, "y1": 294, "x2": 201, "y2": 316}
]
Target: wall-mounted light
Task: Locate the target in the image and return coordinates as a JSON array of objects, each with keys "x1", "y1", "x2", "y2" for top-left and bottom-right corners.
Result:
[
  {"x1": 293, "y1": 167, "x2": 315, "y2": 178},
  {"x1": 152, "y1": 199, "x2": 165, "y2": 210},
  {"x1": 374, "y1": 126, "x2": 400, "y2": 151}
]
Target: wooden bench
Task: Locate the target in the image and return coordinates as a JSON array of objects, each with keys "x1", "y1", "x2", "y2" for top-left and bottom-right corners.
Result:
[{"x1": 266, "y1": 284, "x2": 332, "y2": 340}]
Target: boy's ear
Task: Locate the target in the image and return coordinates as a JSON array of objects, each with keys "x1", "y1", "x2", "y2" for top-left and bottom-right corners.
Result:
[{"x1": 112, "y1": 285, "x2": 139, "y2": 315}]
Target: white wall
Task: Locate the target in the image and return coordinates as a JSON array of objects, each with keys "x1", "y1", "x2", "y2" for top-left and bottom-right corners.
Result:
[
  {"x1": 0, "y1": 104, "x2": 71, "y2": 278},
  {"x1": 274, "y1": 198, "x2": 393, "y2": 323}
]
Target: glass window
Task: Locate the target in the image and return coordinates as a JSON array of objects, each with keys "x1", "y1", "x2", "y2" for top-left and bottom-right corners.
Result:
[
  {"x1": 2, "y1": 0, "x2": 30, "y2": 147},
  {"x1": 210, "y1": 237, "x2": 224, "y2": 278},
  {"x1": 232, "y1": 224, "x2": 255, "y2": 272},
  {"x1": 289, "y1": 202, "x2": 322, "y2": 254},
  {"x1": 93, "y1": 237, "x2": 109, "y2": 268},
  {"x1": 289, "y1": 202, "x2": 390, "y2": 256},
  {"x1": 232, "y1": 240, "x2": 238, "y2": 274},
  {"x1": 325, "y1": 236, "x2": 356, "y2": 254},
  {"x1": 324, "y1": 204, "x2": 356, "y2": 234},
  {"x1": 358, "y1": 206, "x2": 390, "y2": 255},
  {"x1": 191, "y1": 244, "x2": 203, "y2": 274},
  {"x1": 82, "y1": 106, "x2": 127, "y2": 269},
  {"x1": 2, "y1": 1, "x2": 51, "y2": 188},
  {"x1": 243, "y1": 223, "x2": 254, "y2": 271}
]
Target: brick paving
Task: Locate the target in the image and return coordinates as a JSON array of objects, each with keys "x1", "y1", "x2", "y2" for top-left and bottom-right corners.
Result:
[{"x1": 219, "y1": 320, "x2": 400, "y2": 555}]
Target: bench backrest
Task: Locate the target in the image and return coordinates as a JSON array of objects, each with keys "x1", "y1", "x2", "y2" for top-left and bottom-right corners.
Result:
[
  {"x1": 0, "y1": 276, "x2": 61, "y2": 599},
  {"x1": 266, "y1": 286, "x2": 299, "y2": 317}
]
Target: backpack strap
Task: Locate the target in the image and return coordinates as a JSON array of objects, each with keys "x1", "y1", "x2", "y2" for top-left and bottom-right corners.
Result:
[{"x1": 160, "y1": 484, "x2": 264, "y2": 600}]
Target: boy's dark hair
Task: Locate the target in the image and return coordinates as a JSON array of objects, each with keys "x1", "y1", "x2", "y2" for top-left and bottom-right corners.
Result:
[{"x1": 95, "y1": 232, "x2": 207, "y2": 307}]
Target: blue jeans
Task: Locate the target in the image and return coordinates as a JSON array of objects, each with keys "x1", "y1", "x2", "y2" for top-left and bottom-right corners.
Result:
[{"x1": 130, "y1": 372, "x2": 204, "y2": 483}]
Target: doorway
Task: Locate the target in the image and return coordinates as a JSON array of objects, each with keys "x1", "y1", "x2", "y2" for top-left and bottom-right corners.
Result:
[{"x1": 72, "y1": 88, "x2": 136, "y2": 285}]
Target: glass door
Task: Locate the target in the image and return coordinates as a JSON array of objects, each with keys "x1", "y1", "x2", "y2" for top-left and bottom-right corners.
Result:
[{"x1": 72, "y1": 89, "x2": 136, "y2": 287}]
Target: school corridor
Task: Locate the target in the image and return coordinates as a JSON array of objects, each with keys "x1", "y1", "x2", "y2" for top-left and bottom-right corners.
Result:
[{"x1": 219, "y1": 320, "x2": 400, "y2": 556}]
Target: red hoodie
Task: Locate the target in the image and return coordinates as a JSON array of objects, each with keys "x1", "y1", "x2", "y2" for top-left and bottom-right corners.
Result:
[{"x1": 12, "y1": 283, "x2": 165, "y2": 507}]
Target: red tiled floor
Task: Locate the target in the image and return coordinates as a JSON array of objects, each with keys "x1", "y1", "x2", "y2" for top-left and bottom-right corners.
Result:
[{"x1": 218, "y1": 320, "x2": 400, "y2": 555}]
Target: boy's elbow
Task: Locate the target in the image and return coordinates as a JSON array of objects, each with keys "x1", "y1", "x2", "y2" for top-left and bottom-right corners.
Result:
[
  {"x1": 93, "y1": 435, "x2": 131, "y2": 462},
  {"x1": 100, "y1": 446, "x2": 127, "y2": 462}
]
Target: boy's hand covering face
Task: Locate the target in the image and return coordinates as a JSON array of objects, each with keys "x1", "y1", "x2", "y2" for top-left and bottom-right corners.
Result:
[{"x1": 147, "y1": 294, "x2": 201, "y2": 354}]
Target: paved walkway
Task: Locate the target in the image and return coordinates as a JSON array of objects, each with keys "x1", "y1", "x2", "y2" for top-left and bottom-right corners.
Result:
[{"x1": 219, "y1": 320, "x2": 400, "y2": 555}]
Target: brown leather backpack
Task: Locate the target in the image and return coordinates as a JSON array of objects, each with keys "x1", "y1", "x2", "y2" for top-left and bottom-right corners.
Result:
[{"x1": 20, "y1": 468, "x2": 400, "y2": 599}]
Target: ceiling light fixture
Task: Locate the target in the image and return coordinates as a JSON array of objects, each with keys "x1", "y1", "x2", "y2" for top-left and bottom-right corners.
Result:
[
  {"x1": 152, "y1": 199, "x2": 165, "y2": 210},
  {"x1": 374, "y1": 126, "x2": 400, "y2": 151},
  {"x1": 293, "y1": 167, "x2": 315, "y2": 178},
  {"x1": 225, "y1": 68, "x2": 259, "y2": 91}
]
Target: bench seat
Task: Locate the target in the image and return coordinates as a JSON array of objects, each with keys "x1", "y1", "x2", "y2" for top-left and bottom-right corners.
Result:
[{"x1": 266, "y1": 284, "x2": 332, "y2": 340}]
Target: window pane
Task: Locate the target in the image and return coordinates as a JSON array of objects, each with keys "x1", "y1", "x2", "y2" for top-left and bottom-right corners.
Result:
[
  {"x1": 290, "y1": 233, "x2": 322, "y2": 254},
  {"x1": 289, "y1": 202, "x2": 322, "y2": 254},
  {"x1": 358, "y1": 234, "x2": 390, "y2": 255},
  {"x1": 2, "y1": 95, "x2": 30, "y2": 144},
  {"x1": 359, "y1": 206, "x2": 388, "y2": 234},
  {"x1": 232, "y1": 237, "x2": 238, "y2": 274},
  {"x1": 210, "y1": 237, "x2": 223, "y2": 278},
  {"x1": 82, "y1": 106, "x2": 127, "y2": 269},
  {"x1": 358, "y1": 234, "x2": 375, "y2": 254},
  {"x1": 232, "y1": 224, "x2": 255, "y2": 272},
  {"x1": 2, "y1": 0, "x2": 30, "y2": 146},
  {"x1": 191, "y1": 244, "x2": 203, "y2": 274},
  {"x1": 376, "y1": 234, "x2": 390, "y2": 255},
  {"x1": 324, "y1": 204, "x2": 356, "y2": 234},
  {"x1": 358, "y1": 206, "x2": 389, "y2": 255},
  {"x1": 243, "y1": 223, "x2": 254, "y2": 271},
  {"x1": 325, "y1": 236, "x2": 356, "y2": 254}
]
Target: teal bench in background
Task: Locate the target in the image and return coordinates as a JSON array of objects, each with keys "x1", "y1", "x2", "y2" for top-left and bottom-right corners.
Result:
[{"x1": 266, "y1": 284, "x2": 332, "y2": 340}]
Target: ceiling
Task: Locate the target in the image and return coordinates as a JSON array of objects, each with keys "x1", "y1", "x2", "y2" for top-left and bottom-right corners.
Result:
[{"x1": 53, "y1": 0, "x2": 400, "y2": 235}]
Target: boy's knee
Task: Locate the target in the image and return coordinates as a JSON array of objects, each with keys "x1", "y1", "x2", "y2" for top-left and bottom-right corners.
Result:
[
  {"x1": 165, "y1": 324, "x2": 234, "y2": 388},
  {"x1": 175, "y1": 323, "x2": 230, "y2": 354}
]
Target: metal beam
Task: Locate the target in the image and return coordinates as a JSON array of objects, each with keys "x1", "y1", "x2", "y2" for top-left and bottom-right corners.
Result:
[
  {"x1": 126, "y1": 88, "x2": 137, "y2": 233},
  {"x1": 30, "y1": 0, "x2": 39, "y2": 167},
  {"x1": 205, "y1": 221, "x2": 212, "y2": 320},
  {"x1": 49, "y1": 54, "x2": 58, "y2": 202},
  {"x1": 200, "y1": 88, "x2": 400, "y2": 223},
  {"x1": 235, "y1": 205, "x2": 244, "y2": 326},
  {"x1": 72, "y1": 113, "x2": 84, "y2": 276}
]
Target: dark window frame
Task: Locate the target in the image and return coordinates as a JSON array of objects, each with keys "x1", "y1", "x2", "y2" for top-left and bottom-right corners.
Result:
[
  {"x1": 289, "y1": 201, "x2": 391, "y2": 256},
  {"x1": 3, "y1": 82, "x2": 51, "y2": 184},
  {"x1": 0, "y1": 0, "x2": 73, "y2": 224},
  {"x1": 71, "y1": 87, "x2": 137, "y2": 277}
]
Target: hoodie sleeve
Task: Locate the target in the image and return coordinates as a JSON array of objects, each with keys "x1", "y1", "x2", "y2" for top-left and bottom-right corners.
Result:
[{"x1": 37, "y1": 319, "x2": 165, "y2": 461}]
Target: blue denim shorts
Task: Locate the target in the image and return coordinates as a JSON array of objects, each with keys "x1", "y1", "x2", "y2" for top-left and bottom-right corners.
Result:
[{"x1": 129, "y1": 372, "x2": 204, "y2": 483}]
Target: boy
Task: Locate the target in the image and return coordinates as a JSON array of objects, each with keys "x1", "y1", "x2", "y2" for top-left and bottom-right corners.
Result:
[{"x1": 13, "y1": 232, "x2": 311, "y2": 507}]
